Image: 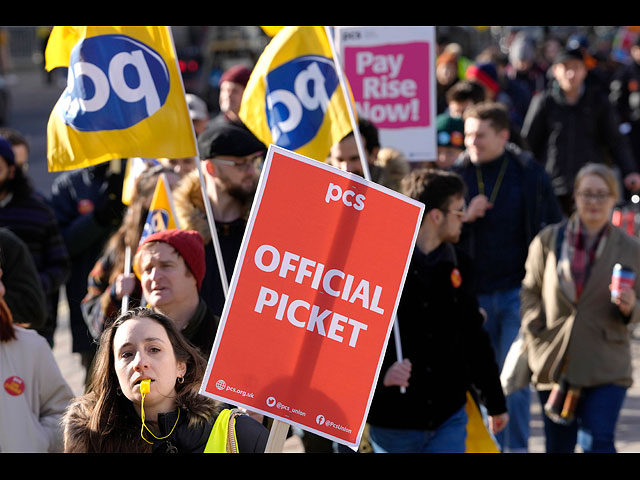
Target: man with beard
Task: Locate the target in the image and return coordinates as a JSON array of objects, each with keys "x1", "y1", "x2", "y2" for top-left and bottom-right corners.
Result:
[
  {"x1": 173, "y1": 122, "x2": 265, "y2": 316},
  {"x1": 0, "y1": 136, "x2": 70, "y2": 345}
]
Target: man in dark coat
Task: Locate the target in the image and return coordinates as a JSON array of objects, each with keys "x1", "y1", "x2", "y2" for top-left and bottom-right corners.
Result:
[
  {"x1": 0, "y1": 136, "x2": 70, "y2": 346},
  {"x1": 367, "y1": 168, "x2": 507, "y2": 453},
  {"x1": 172, "y1": 122, "x2": 265, "y2": 318},
  {"x1": 610, "y1": 36, "x2": 640, "y2": 176},
  {"x1": 522, "y1": 46, "x2": 640, "y2": 215}
]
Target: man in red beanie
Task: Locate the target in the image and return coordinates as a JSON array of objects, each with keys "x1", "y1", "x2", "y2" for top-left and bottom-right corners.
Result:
[{"x1": 133, "y1": 229, "x2": 219, "y2": 355}]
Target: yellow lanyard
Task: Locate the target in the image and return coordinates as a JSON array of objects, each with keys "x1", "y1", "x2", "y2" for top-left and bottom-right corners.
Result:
[
  {"x1": 476, "y1": 156, "x2": 509, "y2": 204},
  {"x1": 138, "y1": 379, "x2": 180, "y2": 445}
]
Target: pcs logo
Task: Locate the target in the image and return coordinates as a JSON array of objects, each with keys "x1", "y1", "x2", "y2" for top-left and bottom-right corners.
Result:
[
  {"x1": 265, "y1": 55, "x2": 340, "y2": 150},
  {"x1": 141, "y1": 209, "x2": 170, "y2": 239},
  {"x1": 59, "y1": 34, "x2": 170, "y2": 132}
]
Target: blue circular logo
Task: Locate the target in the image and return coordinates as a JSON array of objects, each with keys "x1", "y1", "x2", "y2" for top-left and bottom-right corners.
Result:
[
  {"x1": 438, "y1": 131, "x2": 451, "y2": 146},
  {"x1": 60, "y1": 34, "x2": 170, "y2": 132},
  {"x1": 264, "y1": 55, "x2": 340, "y2": 150}
]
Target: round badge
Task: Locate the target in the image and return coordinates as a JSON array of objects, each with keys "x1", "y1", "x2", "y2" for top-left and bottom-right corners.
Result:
[
  {"x1": 438, "y1": 131, "x2": 451, "y2": 146},
  {"x1": 450, "y1": 268, "x2": 462, "y2": 288},
  {"x1": 77, "y1": 199, "x2": 95, "y2": 215},
  {"x1": 4, "y1": 376, "x2": 25, "y2": 396},
  {"x1": 450, "y1": 131, "x2": 464, "y2": 147}
]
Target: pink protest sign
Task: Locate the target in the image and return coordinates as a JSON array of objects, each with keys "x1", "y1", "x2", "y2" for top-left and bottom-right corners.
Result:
[
  {"x1": 343, "y1": 41, "x2": 431, "y2": 129},
  {"x1": 337, "y1": 26, "x2": 437, "y2": 162}
]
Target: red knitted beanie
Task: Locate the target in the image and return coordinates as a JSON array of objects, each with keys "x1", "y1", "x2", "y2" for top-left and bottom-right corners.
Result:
[
  {"x1": 137, "y1": 229, "x2": 205, "y2": 290},
  {"x1": 466, "y1": 63, "x2": 500, "y2": 95},
  {"x1": 219, "y1": 64, "x2": 252, "y2": 87}
]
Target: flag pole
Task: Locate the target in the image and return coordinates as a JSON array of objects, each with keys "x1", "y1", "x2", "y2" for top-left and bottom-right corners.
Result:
[
  {"x1": 172, "y1": 24, "x2": 282, "y2": 449},
  {"x1": 121, "y1": 246, "x2": 131, "y2": 312},
  {"x1": 169, "y1": 26, "x2": 291, "y2": 452},
  {"x1": 324, "y1": 25, "x2": 406, "y2": 393},
  {"x1": 167, "y1": 26, "x2": 229, "y2": 299},
  {"x1": 323, "y1": 26, "x2": 371, "y2": 182},
  {"x1": 194, "y1": 160, "x2": 230, "y2": 298},
  {"x1": 161, "y1": 172, "x2": 182, "y2": 230}
]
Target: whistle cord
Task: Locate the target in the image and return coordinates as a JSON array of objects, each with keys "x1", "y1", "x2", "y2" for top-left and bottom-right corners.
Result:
[
  {"x1": 139, "y1": 386, "x2": 180, "y2": 445},
  {"x1": 476, "y1": 155, "x2": 509, "y2": 204}
]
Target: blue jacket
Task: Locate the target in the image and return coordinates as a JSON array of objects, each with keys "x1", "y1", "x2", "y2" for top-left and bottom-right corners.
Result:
[{"x1": 452, "y1": 143, "x2": 562, "y2": 293}]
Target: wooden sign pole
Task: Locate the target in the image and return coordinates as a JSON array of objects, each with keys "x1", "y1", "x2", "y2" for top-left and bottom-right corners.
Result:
[{"x1": 265, "y1": 419, "x2": 291, "y2": 453}]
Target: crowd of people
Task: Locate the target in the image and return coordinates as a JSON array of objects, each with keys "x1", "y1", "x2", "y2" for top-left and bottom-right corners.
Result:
[{"x1": 1, "y1": 26, "x2": 640, "y2": 454}]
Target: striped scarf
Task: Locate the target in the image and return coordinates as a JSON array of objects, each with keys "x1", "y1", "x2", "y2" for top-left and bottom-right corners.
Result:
[{"x1": 558, "y1": 215, "x2": 609, "y2": 303}]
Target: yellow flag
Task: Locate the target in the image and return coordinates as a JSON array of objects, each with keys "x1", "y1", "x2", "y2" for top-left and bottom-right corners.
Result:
[
  {"x1": 465, "y1": 392, "x2": 500, "y2": 453},
  {"x1": 44, "y1": 26, "x2": 86, "y2": 71},
  {"x1": 121, "y1": 157, "x2": 159, "y2": 205},
  {"x1": 239, "y1": 26, "x2": 353, "y2": 162},
  {"x1": 260, "y1": 26, "x2": 284, "y2": 37},
  {"x1": 138, "y1": 173, "x2": 180, "y2": 245},
  {"x1": 46, "y1": 26, "x2": 197, "y2": 172}
]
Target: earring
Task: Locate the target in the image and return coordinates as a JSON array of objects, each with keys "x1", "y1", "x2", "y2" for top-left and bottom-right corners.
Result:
[
  {"x1": 177, "y1": 376, "x2": 184, "y2": 384},
  {"x1": 116, "y1": 386, "x2": 122, "y2": 396}
]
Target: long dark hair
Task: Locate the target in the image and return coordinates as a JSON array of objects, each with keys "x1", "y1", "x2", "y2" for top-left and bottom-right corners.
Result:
[
  {"x1": 80, "y1": 307, "x2": 219, "y2": 452},
  {"x1": 0, "y1": 246, "x2": 15, "y2": 342},
  {"x1": 0, "y1": 295, "x2": 15, "y2": 342}
]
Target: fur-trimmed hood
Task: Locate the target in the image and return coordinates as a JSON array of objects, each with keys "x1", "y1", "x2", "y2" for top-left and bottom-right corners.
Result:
[
  {"x1": 63, "y1": 390, "x2": 223, "y2": 453},
  {"x1": 172, "y1": 169, "x2": 212, "y2": 244}
]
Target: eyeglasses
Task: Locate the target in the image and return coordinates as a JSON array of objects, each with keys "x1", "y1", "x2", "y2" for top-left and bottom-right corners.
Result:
[
  {"x1": 446, "y1": 207, "x2": 467, "y2": 217},
  {"x1": 213, "y1": 155, "x2": 263, "y2": 170},
  {"x1": 575, "y1": 191, "x2": 612, "y2": 203}
]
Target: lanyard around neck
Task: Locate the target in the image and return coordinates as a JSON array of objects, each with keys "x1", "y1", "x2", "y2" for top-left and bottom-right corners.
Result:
[{"x1": 475, "y1": 155, "x2": 509, "y2": 204}]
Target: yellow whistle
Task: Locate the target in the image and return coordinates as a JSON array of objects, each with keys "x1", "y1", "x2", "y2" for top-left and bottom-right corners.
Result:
[{"x1": 140, "y1": 379, "x2": 151, "y2": 395}]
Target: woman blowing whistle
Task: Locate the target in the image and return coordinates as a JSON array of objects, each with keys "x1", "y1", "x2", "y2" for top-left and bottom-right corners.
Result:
[{"x1": 63, "y1": 307, "x2": 268, "y2": 453}]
